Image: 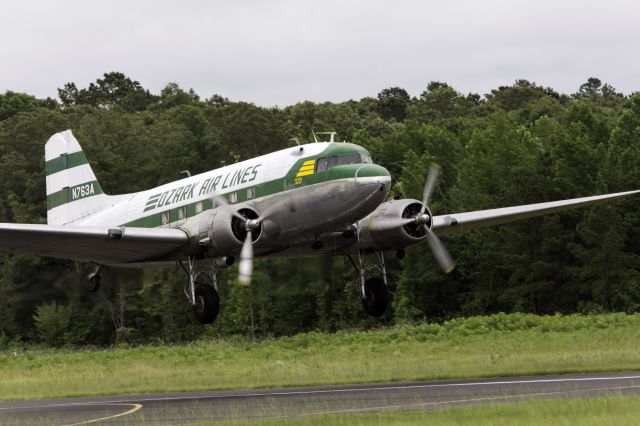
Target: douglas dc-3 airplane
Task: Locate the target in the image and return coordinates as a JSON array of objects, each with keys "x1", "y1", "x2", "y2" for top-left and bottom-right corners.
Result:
[{"x1": 0, "y1": 130, "x2": 638, "y2": 324}]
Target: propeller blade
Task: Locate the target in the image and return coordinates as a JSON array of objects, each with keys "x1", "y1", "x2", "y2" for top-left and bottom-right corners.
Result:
[
  {"x1": 421, "y1": 164, "x2": 441, "y2": 214},
  {"x1": 369, "y1": 217, "x2": 414, "y2": 231},
  {"x1": 425, "y1": 228, "x2": 455, "y2": 274},
  {"x1": 238, "y1": 230, "x2": 254, "y2": 286},
  {"x1": 256, "y1": 202, "x2": 283, "y2": 223},
  {"x1": 211, "y1": 194, "x2": 246, "y2": 221}
]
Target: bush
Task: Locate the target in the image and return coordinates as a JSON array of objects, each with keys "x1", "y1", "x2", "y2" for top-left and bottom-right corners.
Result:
[
  {"x1": 115, "y1": 327, "x2": 144, "y2": 347},
  {"x1": 33, "y1": 302, "x2": 72, "y2": 347}
]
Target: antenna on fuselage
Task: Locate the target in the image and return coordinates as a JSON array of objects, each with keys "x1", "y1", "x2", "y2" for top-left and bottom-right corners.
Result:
[
  {"x1": 312, "y1": 131, "x2": 318, "y2": 143},
  {"x1": 180, "y1": 170, "x2": 192, "y2": 178},
  {"x1": 290, "y1": 137, "x2": 301, "y2": 146},
  {"x1": 315, "y1": 131, "x2": 337, "y2": 143}
]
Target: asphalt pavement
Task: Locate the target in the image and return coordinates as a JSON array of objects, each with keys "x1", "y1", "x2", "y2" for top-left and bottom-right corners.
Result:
[{"x1": 2, "y1": 371, "x2": 640, "y2": 424}]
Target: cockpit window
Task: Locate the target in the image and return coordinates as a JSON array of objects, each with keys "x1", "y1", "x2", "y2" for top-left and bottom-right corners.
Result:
[
  {"x1": 338, "y1": 153, "x2": 361, "y2": 165},
  {"x1": 316, "y1": 152, "x2": 374, "y2": 171}
]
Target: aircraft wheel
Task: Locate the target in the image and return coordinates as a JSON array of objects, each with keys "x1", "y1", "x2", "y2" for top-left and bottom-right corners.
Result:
[
  {"x1": 193, "y1": 285, "x2": 220, "y2": 324},
  {"x1": 87, "y1": 273, "x2": 101, "y2": 293},
  {"x1": 362, "y1": 277, "x2": 389, "y2": 317}
]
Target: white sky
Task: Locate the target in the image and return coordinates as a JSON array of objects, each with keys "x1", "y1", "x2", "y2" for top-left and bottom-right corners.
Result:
[{"x1": 1, "y1": 0, "x2": 638, "y2": 106}]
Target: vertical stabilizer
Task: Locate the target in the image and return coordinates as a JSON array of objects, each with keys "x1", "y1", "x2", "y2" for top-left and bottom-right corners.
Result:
[{"x1": 45, "y1": 130, "x2": 111, "y2": 225}]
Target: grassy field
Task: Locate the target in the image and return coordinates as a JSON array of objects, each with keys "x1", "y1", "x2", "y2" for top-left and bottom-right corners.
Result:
[
  {"x1": 2, "y1": 313, "x2": 640, "y2": 401},
  {"x1": 224, "y1": 396, "x2": 640, "y2": 426}
]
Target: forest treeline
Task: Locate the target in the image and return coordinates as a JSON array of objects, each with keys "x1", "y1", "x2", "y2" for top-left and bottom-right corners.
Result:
[{"x1": 1, "y1": 72, "x2": 640, "y2": 346}]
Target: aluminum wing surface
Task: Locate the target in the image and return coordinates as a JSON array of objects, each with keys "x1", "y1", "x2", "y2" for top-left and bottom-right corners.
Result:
[
  {"x1": 432, "y1": 190, "x2": 640, "y2": 236},
  {"x1": 0, "y1": 224, "x2": 189, "y2": 264}
]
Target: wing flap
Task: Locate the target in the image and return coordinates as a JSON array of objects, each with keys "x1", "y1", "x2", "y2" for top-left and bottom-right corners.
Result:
[
  {"x1": 0, "y1": 224, "x2": 190, "y2": 264},
  {"x1": 432, "y1": 190, "x2": 640, "y2": 235}
]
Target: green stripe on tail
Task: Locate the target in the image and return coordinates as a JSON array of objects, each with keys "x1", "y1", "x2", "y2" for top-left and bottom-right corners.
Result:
[
  {"x1": 47, "y1": 180, "x2": 104, "y2": 210},
  {"x1": 45, "y1": 151, "x2": 89, "y2": 176}
]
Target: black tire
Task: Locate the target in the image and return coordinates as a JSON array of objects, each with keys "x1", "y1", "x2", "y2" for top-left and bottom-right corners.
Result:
[
  {"x1": 362, "y1": 277, "x2": 389, "y2": 317},
  {"x1": 87, "y1": 274, "x2": 101, "y2": 293},
  {"x1": 193, "y1": 285, "x2": 220, "y2": 324}
]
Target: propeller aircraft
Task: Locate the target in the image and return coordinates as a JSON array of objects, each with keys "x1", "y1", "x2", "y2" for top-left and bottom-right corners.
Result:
[{"x1": 0, "y1": 130, "x2": 638, "y2": 323}]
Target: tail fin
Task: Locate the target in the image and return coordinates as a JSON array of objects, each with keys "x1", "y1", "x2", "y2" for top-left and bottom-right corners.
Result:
[{"x1": 45, "y1": 130, "x2": 111, "y2": 225}]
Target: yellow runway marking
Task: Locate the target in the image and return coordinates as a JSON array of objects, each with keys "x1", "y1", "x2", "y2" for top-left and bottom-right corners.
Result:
[{"x1": 63, "y1": 403, "x2": 142, "y2": 426}]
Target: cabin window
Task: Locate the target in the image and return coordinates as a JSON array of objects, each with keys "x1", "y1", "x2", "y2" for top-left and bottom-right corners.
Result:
[
  {"x1": 247, "y1": 187, "x2": 255, "y2": 199},
  {"x1": 327, "y1": 156, "x2": 339, "y2": 168},
  {"x1": 316, "y1": 158, "x2": 327, "y2": 172},
  {"x1": 161, "y1": 211, "x2": 170, "y2": 225},
  {"x1": 195, "y1": 201, "x2": 204, "y2": 214},
  {"x1": 177, "y1": 206, "x2": 186, "y2": 220},
  {"x1": 228, "y1": 192, "x2": 238, "y2": 203}
]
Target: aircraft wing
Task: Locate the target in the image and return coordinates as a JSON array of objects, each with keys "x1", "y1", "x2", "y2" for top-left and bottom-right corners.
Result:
[
  {"x1": 0, "y1": 224, "x2": 190, "y2": 264},
  {"x1": 432, "y1": 190, "x2": 640, "y2": 236}
]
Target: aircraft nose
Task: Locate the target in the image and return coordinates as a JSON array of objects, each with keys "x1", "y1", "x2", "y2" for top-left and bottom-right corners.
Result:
[{"x1": 354, "y1": 164, "x2": 392, "y2": 189}]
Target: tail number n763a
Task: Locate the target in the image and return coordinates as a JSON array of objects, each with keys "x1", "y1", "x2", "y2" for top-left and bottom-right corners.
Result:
[{"x1": 70, "y1": 183, "x2": 96, "y2": 201}]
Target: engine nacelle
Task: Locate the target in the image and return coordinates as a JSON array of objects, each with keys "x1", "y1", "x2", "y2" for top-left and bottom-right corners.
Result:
[
  {"x1": 357, "y1": 198, "x2": 429, "y2": 250},
  {"x1": 186, "y1": 207, "x2": 264, "y2": 257}
]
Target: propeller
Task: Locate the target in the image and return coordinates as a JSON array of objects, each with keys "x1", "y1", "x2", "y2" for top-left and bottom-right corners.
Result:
[
  {"x1": 417, "y1": 164, "x2": 455, "y2": 274},
  {"x1": 368, "y1": 217, "x2": 414, "y2": 231},
  {"x1": 372, "y1": 164, "x2": 455, "y2": 274},
  {"x1": 425, "y1": 230, "x2": 455, "y2": 274},
  {"x1": 211, "y1": 193, "x2": 283, "y2": 286},
  {"x1": 211, "y1": 194, "x2": 246, "y2": 221},
  {"x1": 421, "y1": 164, "x2": 440, "y2": 215},
  {"x1": 238, "y1": 229, "x2": 254, "y2": 286},
  {"x1": 212, "y1": 194, "x2": 279, "y2": 223}
]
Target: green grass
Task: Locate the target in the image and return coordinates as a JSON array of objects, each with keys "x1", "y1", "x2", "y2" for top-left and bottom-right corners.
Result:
[
  {"x1": 221, "y1": 396, "x2": 640, "y2": 426},
  {"x1": 2, "y1": 313, "x2": 640, "y2": 401}
]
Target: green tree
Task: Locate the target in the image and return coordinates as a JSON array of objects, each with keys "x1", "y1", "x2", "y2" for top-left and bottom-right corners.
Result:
[
  {"x1": 58, "y1": 72, "x2": 157, "y2": 111},
  {"x1": 376, "y1": 87, "x2": 410, "y2": 121}
]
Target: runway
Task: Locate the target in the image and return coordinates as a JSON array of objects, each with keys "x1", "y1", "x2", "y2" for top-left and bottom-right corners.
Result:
[{"x1": 2, "y1": 371, "x2": 640, "y2": 425}]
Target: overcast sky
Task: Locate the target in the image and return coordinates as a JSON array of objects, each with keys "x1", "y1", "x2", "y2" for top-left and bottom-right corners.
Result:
[{"x1": 1, "y1": 0, "x2": 638, "y2": 106}]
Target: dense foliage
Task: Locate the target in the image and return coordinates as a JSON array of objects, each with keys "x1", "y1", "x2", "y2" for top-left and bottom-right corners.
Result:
[{"x1": 1, "y1": 73, "x2": 639, "y2": 346}]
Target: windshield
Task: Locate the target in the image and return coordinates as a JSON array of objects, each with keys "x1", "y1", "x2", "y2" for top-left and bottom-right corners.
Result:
[{"x1": 316, "y1": 153, "x2": 373, "y2": 172}]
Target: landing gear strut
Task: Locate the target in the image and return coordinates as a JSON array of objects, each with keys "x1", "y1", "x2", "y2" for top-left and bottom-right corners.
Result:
[
  {"x1": 87, "y1": 265, "x2": 102, "y2": 293},
  {"x1": 180, "y1": 256, "x2": 220, "y2": 324},
  {"x1": 347, "y1": 248, "x2": 390, "y2": 317}
]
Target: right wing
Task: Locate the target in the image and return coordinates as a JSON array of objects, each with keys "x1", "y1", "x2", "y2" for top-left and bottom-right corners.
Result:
[
  {"x1": 432, "y1": 190, "x2": 640, "y2": 235},
  {"x1": 0, "y1": 224, "x2": 190, "y2": 265}
]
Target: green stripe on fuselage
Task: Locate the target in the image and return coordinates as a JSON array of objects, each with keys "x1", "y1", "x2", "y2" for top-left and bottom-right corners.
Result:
[
  {"x1": 45, "y1": 151, "x2": 89, "y2": 176},
  {"x1": 47, "y1": 180, "x2": 103, "y2": 210}
]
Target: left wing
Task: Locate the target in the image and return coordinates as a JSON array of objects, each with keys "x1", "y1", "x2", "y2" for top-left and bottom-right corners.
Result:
[
  {"x1": 432, "y1": 190, "x2": 640, "y2": 236},
  {"x1": 0, "y1": 224, "x2": 190, "y2": 264}
]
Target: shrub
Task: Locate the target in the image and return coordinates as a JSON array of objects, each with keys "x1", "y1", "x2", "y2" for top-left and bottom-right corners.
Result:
[{"x1": 33, "y1": 302, "x2": 72, "y2": 347}]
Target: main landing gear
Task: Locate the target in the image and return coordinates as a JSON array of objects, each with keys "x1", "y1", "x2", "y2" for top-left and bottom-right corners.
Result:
[
  {"x1": 347, "y1": 249, "x2": 390, "y2": 317},
  {"x1": 87, "y1": 265, "x2": 102, "y2": 292},
  {"x1": 180, "y1": 256, "x2": 220, "y2": 324}
]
